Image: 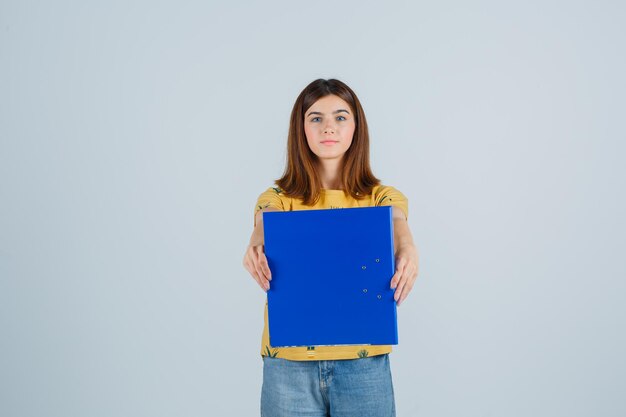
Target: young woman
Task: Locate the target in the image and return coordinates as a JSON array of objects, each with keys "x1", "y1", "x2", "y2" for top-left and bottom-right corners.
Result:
[{"x1": 243, "y1": 79, "x2": 419, "y2": 417}]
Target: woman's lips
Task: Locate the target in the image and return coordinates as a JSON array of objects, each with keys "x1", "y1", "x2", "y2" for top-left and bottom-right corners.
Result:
[{"x1": 321, "y1": 140, "x2": 338, "y2": 145}]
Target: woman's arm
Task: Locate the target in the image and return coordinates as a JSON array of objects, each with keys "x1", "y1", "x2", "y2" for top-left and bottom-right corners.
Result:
[
  {"x1": 243, "y1": 208, "x2": 280, "y2": 291},
  {"x1": 389, "y1": 206, "x2": 419, "y2": 306}
]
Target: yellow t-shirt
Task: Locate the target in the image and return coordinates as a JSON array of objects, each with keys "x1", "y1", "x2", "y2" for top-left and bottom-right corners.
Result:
[{"x1": 254, "y1": 184, "x2": 409, "y2": 361}]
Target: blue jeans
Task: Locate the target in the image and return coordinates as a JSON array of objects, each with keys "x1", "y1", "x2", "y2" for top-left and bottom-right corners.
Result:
[{"x1": 261, "y1": 353, "x2": 396, "y2": 417}]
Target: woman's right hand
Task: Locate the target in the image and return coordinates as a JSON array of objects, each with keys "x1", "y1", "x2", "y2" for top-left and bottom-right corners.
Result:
[
  {"x1": 243, "y1": 213, "x2": 272, "y2": 291},
  {"x1": 243, "y1": 240, "x2": 272, "y2": 292},
  {"x1": 243, "y1": 209, "x2": 276, "y2": 292}
]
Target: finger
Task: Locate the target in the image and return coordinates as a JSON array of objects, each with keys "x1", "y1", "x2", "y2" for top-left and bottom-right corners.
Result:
[
  {"x1": 394, "y1": 276, "x2": 406, "y2": 302},
  {"x1": 248, "y1": 264, "x2": 267, "y2": 292},
  {"x1": 244, "y1": 253, "x2": 269, "y2": 291},
  {"x1": 390, "y1": 270, "x2": 401, "y2": 289},
  {"x1": 258, "y1": 252, "x2": 272, "y2": 281},
  {"x1": 397, "y1": 266, "x2": 417, "y2": 306},
  {"x1": 251, "y1": 253, "x2": 270, "y2": 291},
  {"x1": 253, "y1": 261, "x2": 270, "y2": 291},
  {"x1": 397, "y1": 278, "x2": 414, "y2": 306},
  {"x1": 394, "y1": 266, "x2": 411, "y2": 302},
  {"x1": 393, "y1": 260, "x2": 408, "y2": 300},
  {"x1": 253, "y1": 246, "x2": 271, "y2": 281},
  {"x1": 390, "y1": 259, "x2": 406, "y2": 289}
]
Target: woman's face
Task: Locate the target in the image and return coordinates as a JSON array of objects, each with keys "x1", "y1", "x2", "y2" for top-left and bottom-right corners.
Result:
[{"x1": 303, "y1": 94, "x2": 355, "y2": 162}]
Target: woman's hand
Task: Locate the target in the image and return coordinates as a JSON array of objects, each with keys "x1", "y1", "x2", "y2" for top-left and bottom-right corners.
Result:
[
  {"x1": 390, "y1": 206, "x2": 419, "y2": 306},
  {"x1": 243, "y1": 208, "x2": 277, "y2": 292},
  {"x1": 243, "y1": 241, "x2": 272, "y2": 292},
  {"x1": 390, "y1": 243, "x2": 419, "y2": 306}
]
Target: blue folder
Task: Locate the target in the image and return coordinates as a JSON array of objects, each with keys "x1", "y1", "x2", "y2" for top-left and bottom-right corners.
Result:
[{"x1": 263, "y1": 206, "x2": 398, "y2": 347}]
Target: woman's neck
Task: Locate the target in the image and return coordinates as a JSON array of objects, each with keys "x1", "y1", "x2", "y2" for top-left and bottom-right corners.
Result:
[{"x1": 317, "y1": 157, "x2": 343, "y2": 190}]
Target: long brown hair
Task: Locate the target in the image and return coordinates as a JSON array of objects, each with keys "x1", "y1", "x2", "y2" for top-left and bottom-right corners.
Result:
[{"x1": 275, "y1": 79, "x2": 380, "y2": 205}]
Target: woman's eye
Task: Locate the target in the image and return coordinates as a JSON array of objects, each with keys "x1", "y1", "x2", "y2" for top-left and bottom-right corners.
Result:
[
  {"x1": 337, "y1": 116, "x2": 346, "y2": 121},
  {"x1": 311, "y1": 117, "x2": 321, "y2": 122}
]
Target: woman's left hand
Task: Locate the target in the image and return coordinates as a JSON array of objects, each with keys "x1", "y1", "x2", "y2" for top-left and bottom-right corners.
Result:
[{"x1": 390, "y1": 243, "x2": 419, "y2": 306}]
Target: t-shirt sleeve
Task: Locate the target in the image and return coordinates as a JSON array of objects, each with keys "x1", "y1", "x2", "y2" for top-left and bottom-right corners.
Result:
[
  {"x1": 374, "y1": 185, "x2": 409, "y2": 220},
  {"x1": 253, "y1": 186, "x2": 286, "y2": 227}
]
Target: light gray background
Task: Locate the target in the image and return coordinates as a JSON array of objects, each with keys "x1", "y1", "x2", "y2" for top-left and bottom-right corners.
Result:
[{"x1": 1, "y1": 1, "x2": 624, "y2": 416}]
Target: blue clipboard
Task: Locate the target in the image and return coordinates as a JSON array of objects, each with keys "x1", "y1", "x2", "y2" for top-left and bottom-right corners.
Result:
[{"x1": 263, "y1": 206, "x2": 398, "y2": 347}]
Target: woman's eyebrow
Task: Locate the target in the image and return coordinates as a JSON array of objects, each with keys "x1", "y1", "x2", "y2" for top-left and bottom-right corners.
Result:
[{"x1": 306, "y1": 109, "x2": 350, "y2": 117}]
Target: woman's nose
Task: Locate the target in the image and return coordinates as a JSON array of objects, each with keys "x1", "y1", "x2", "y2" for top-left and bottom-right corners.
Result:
[{"x1": 323, "y1": 122, "x2": 335, "y2": 133}]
